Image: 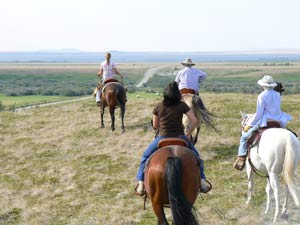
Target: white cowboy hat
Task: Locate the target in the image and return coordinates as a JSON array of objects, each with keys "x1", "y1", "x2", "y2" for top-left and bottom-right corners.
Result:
[
  {"x1": 257, "y1": 75, "x2": 277, "y2": 88},
  {"x1": 181, "y1": 58, "x2": 195, "y2": 66}
]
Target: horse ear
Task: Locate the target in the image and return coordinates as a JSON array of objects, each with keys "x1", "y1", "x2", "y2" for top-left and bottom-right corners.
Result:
[{"x1": 240, "y1": 111, "x2": 247, "y2": 119}]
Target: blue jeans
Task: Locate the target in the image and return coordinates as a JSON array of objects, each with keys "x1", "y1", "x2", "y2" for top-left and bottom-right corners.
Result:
[
  {"x1": 238, "y1": 125, "x2": 259, "y2": 156},
  {"x1": 136, "y1": 135, "x2": 205, "y2": 181}
]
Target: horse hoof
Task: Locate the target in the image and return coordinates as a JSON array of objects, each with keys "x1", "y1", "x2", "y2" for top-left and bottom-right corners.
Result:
[
  {"x1": 122, "y1": 129, "x2": 125, "y2": 133},
  {"x1": 101, "y1": 125, "x2": 105, "y2": 128}
]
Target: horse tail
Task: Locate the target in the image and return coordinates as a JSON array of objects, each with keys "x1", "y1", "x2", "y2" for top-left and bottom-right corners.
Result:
[
  {"x1": 165, "y1": 157, "x2": 199, "y2": 225},
  {"x1": 192, "y1": 95, "x2": 218, "y2": 133},
  {"x1": 115, "y1": 85, "x2": 126, "y2": 118},
  {"x1": 282, "y1": 132, "x2": 300, "y2": 207}
]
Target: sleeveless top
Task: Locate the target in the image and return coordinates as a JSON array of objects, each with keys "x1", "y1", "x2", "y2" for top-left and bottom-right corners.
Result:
[{"x1": 100, "y1": 61, "x2": 116, "y2": 81}]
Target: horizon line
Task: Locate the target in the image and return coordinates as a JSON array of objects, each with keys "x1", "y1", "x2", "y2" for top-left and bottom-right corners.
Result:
[{"x1": 1, "y1": 49, "x2": 300, "y2": 54}]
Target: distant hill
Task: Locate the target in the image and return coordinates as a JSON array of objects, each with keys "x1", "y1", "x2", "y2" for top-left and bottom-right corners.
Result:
[{"x1": 1, "y1": 50, "x2": 300, "y2": 63}]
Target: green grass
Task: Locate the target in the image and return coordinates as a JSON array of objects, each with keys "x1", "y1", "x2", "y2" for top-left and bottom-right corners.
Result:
[
  {"x1": 1, "y1": 92, "x2": 300, "y2": 224},
  {"x1": 1, "y1": 62, "x2": 300, "y2": 224},
  {"x1": 0, "y1": 94, "x2": 78, "y2": 108}
]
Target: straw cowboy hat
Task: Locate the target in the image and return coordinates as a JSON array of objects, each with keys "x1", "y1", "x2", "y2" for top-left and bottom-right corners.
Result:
[
  {"x1": 181, "y1": 58, "x2": 195, "y2": 66},
  {"x1": 257, "y1": 75, "x2": 277, "y2": 88}
]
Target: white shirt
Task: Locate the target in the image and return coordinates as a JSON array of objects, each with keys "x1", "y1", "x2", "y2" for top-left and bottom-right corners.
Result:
[
  {"x1": 100, "y1": 61, "x2": 116, "y2": 81},
  {"x1": 175, "y1": 67, "x2": 207, "y2": 92},
  {"x1": 247, "y1": 89, "x2": 292, "y2": 127}
]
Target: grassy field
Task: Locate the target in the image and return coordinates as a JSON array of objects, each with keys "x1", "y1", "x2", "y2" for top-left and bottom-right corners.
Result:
[
  {"x1": 0, "y1": 95, "x2": 78, "y2": 110},
  {"x1": 1, "y1": 91, "x2": 300, "y2": 225},
  {"x1": 1, "y1": 62, "x2": 300, "y2": 224},
  {"x1": 1, "y1": 62, "x2": 300, "y2": 102}
]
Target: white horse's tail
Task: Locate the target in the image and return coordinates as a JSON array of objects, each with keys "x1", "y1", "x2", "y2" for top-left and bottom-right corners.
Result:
[{"x1": 282, "y1": 132, "x2": 300, "y2": 207}]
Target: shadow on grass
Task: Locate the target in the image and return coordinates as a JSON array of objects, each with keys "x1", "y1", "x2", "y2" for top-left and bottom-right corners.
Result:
[
  {"x1": 206, "y1": 144, "x2": 238, "y2": 161},
  {"x1": 0, "y1": 208, "x2": 21, "y2": 224},
  {"x1": 125, "y1": 121, "x2": 153, "y2": 132}
]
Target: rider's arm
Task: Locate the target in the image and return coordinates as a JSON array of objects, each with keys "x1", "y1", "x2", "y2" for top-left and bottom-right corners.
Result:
[
  {"x1": 198, "y1": 70, "x2": 207, "y2": 83},
  {"x1": 152, "y1": 114, "x2": 159, "y2": 130},
  {"x1": 113, "y1": 68, "x2": 123, "y2": 79},
  {"x1": 97, "y1": 66, "x2": 103, "y2": 77},
  {"x1": 185, "y1": 110, "x2": 198, "y2": 135}
]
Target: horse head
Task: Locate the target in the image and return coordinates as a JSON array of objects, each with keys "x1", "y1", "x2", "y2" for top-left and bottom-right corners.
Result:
[
  {"x1": 274, "y1": 82, "x2": 285, "y2": 95},
  {"x1": 240, "y1": 111, "x2": 253, "y2": 132}
]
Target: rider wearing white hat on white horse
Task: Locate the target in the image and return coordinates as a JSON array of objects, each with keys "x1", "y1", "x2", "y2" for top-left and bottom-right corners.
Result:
[{"x1": 234, "y1": 75, "x2": 292, "y2": 170}]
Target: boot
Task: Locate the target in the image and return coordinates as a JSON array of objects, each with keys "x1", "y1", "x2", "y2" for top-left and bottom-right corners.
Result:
[
  {"x1": 233, "y1": 156, "x2": 247, "y2": 170},
  {"x1": 200, "y1": 179, "x2": 212, "y2": 193},
  {"x1": 135, "y1": 181, "x2": 145, "y2": 196}
]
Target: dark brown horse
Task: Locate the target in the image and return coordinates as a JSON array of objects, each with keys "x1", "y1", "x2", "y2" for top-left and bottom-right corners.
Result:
[
  {"x1": 144, "y1": 143, "x2": 200, "y2": 225},
  {"x1": 99, "y1": 81, "x2": 126, "y2": 132}
]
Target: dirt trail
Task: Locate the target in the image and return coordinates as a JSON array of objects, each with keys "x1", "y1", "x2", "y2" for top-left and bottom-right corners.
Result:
[
  {"x1": 14, "y1": 96, "x2": 92, "y2": 112},
  {"x1": 136, "y1": 65, "x2": 170, "y2": 87}
]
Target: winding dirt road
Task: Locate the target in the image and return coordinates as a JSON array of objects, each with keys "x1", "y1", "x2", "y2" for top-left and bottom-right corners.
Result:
[{"x1": 136, "y1": 65, "x2": 170, "y2": 88}]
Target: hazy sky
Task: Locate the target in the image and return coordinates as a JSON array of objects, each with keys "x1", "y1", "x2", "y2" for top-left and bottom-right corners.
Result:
[{"x1": 1, "y1": 0, "x2": 300, "y2": 52}]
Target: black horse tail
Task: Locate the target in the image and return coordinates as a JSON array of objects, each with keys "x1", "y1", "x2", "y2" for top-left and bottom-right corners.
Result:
[
  {"x1": 115, "y1": 84, "x2": 126, "y2": 118},
  {"x1": 165, "y1": 157, "x2": 199, "y2": 225}
]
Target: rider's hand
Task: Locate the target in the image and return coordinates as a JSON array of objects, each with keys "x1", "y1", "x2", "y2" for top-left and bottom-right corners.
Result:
[{"x1": 243, "y1": 125, "x2": 252, "y2": 132}]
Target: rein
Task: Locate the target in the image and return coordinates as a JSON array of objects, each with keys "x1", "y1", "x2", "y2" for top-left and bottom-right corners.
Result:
[{"x1": 247, "y1": 147, "x2": 269, "y2": 179}]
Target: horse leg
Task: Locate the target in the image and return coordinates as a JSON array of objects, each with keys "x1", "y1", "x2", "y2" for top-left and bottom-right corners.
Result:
[
  {"x1": 100, "y1": 106, "x2": 105, "y2": 128},
  {"x1": 109, "y1": 107, "x2": 115, "y2": 131},
  {"x1": 152, "y1": 203, "x2": 168, "y2": 225},
  {"x1": 269, "y1": 172, "x2": 280, "y2": 222},
  {"x1": 265, "y1": 178, "x2": 271, "y2": 214},
  {"x1": 120, "y1": 104, "x2": 125, "y2": 133},
  {"x1": 280, "y1": 185, "x2": 289, "y2": 220},
  {"x1": 246, "y1": 161, "x2": 253, "y2": 205}
]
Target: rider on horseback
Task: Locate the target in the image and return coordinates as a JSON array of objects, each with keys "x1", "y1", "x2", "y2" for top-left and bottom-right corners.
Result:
[
  {"x1": 175, "y1": 58, "x2": 207, "y2": 95},
  {"x1": 234, "y1": 75, "x2": 292, "y2": 170},
  {"x1": 95, "y1": 52, "x2": 124, "y2": 106},
  {"x1": 135, "y1": 81, "x2": 211, "y2": 196}
]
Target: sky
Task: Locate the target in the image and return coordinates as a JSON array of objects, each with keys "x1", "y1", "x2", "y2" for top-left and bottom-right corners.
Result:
[{"x1": 1, "y1": 0, "x2": 300, "y2": 52}]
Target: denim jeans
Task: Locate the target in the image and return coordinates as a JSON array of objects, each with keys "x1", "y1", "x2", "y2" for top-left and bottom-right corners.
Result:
[
  {"x1": 136, "y1": 135, "x2": 205, "y2": 181},
  {"x1": 238, "y1": 125, "x2": 259, "y2": 156}
]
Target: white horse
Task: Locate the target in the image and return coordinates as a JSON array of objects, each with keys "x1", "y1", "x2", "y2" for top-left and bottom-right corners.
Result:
[
  {"x1": 241, "y1": 112, "x2": 300, "y2": 222},
  {"x1": 182, "y1": 94, "x2": 216, "y2": 144}
]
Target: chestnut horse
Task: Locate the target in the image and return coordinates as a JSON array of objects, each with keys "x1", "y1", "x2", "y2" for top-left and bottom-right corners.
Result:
[
  {"x1": 99, "y1": 81, "x2": 126, "y2": 132},
  {"x1": 144, "y1": 145, "x2": 200, "y2": 225}
]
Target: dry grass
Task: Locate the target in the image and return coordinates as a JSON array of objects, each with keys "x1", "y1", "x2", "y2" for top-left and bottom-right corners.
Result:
[{"x1": 1, "y1": 92, "x2": 300, "y2": 225}]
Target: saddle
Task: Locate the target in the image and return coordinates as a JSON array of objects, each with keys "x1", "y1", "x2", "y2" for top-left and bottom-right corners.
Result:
[
  {"x1": 157, "y1": 137, "x2": 188, "y2": 148},
  {"x1": 180, "y1": 88, "x2": 197, "y2": 95},
  {"x1": 247, "y1": 121, "x2": 281, "y2": 150},
  {"x1": 102, "y1": 79, "x2": 121, "y2": 93},
  {"x1": 104, "y1": 78, "x2": 119, "y2": 84}
]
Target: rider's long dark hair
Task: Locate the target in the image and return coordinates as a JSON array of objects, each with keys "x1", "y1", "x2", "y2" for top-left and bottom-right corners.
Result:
[{"x1": 163, "y1": 81, "x2": 181, "y2": 106}]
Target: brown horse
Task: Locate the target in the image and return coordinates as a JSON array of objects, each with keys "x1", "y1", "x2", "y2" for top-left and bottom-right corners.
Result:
[
  {"x1": 99, "y1": 81, "x2": 126, "y2": 132},
  {"x1": 144, "y1": 144, "x2": 200, "y2": 225}
]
